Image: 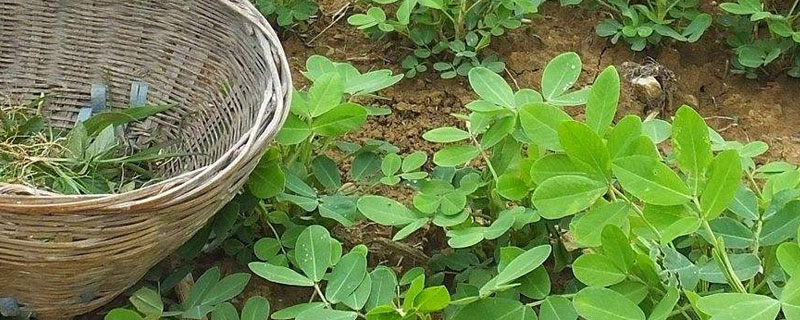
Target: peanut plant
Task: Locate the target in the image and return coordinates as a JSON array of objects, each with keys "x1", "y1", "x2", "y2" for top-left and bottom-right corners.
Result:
[
  {"x1": 347, "y1": 0, "x2": 542, "y2": 78},
  {"x1": 719, "y1": 0, "x2": 800, "y2": 78}
]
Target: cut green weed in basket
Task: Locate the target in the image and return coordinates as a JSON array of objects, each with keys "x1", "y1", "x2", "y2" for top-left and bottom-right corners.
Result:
[{"x1": 0, "y1": 95, "x2": 179, "y2": 194}]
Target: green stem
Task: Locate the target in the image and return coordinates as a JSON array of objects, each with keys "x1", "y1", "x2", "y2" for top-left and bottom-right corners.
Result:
[
  {"x1": 595, "y1": 0, "x2": 621, "y2": 13},
  {"x1": 746, "y1": 170, "x2": 763, "y2": 198},
  {"x1": 700, "y1": 218, "x2": 747, "y2": 293},
  {"x1": 469, "y1": 131, "x2": 498, "y2": 182},
  {"x1": 666, "y1": 303, "x2": 696, "y2": 319},
  {"x1": 524, "y1": 294, "x2": 576, "y2": 307},
  {"x1": 612, "y1": 187, "x2": 663, "y2": 241},
  {"x1": 314, "y1": 284, "x2": 332, "y2": 308}
]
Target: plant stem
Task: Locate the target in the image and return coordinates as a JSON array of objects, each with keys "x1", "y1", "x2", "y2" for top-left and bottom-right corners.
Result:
[
  {"x1": 746, "y1": 170, "x2": 763, "y2": 198},
  {"x1": 789, "y1": 0, "x2": 800, "y2": 18},
  {"x1": 700, "y1": 218, "x2": 747, "y2": 293},
  {"x1": 524, "y1": 293, "x2": 576, "y2": 307},
  {"x1": 469, "y1": 131, "x2": 498, "y2": 181},
  {"x1": 667, "y1": 303, "x2": 696, "y2": 319},
  {"x1": 314, "y1": 284, "x2": 332, "y2": 308},
  {"x1": 612, "y1": 187, "x2": 663, "y2": 241}
]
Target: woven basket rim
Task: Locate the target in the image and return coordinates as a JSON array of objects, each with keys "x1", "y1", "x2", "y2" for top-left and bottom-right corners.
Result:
[{"x1": 0, "y1": 0, "x2": 292, "y2": 214}]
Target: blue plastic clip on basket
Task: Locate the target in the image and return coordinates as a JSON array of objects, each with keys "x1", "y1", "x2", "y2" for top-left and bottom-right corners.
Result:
[{"x1": 0, "y1": 0, "x2": 291, "y2": 318}]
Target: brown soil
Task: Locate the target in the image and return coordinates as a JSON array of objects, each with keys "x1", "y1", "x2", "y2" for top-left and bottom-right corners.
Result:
[{"x1": 283, "y1": 1, "x2": 800, "y2": 162}]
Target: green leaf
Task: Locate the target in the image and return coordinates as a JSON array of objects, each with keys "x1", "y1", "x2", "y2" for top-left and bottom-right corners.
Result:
[
  {"x1": 585, "y1": 66, "x2": 620, "y2": 135},
  {"x1": 83, "y1": 105, "x2": 172, "y2": 135},
  {"x1": 729, "y1": 186, "x2": 759, "y2": 220},
  {"x1": 481, "y1": 116, "x2": 516, "y2": 148},
  {"x1": 326, "y1": 250, "x2": 368, "y2": 303},
  {"x1": 312, "y1": 156, "x2": 342, "y2": 191},
  {"x1": 295, "y1": 226, "x2": 332, "y2": 282},
  {"x1": 778, "y1": 243, "x2": 800, "y2": 277},
  {"x1": 308, "y1": 73, "x2": 344, "y2": 117},
  {"x1": 601, "y1": 225, "x2": 636, "y2": 273},
  {"x1": 413, "y1": 286, "x2": 451, "y2": 312},
  {"x1": 211, "y1": 303, "x2": 238, "y2": 320},
  {"x1": 573, "y1": 253, "x2": 626, "y2": 287},
  {"x1": 241, "y1": 296, "x2": 270, "y2": 320},
  {"x1": 574, "y1": 287, "x2": 645, "y2": 320},
  {"x1": 366, "y1": 267, "x2": 398, "y2": 311},
  {"x1": 184, "y1": 267, "x2": 220, "y2": 310},
  {"x1": 558, "y1": 121, "x2": 611, "y2": 181},
  {"x1": 480, "y1": 245, "x2": 551, "y2": 295},
  {"x1": 519, "y1": 267, "x2": 550, "y2": 299},
  {"x1": 86, "y1": 126, "x2": 118, "y2": 159},
  {"x1": 700, "y1": 217, "x2": 753, "y2": 249},
  {"x1": 349, "y1": 71, "x2": 402, "y2": 95},
  {"x1": 720, "y1": 2, "x2": 761, "y2": 15},
  {"x1": 782, "y1": 275, "x2": 800, "y2": 319},
  {"x1": 276, "y1": 114, "x2": 312, "y2": 145},
  {"x1": 542, "y1": 52, "x2": 582, "y2": 101},
  {"x1": 448, "y1": 228, "x2": 486, "y2": 249},
  {"x1": 271, "y1": 303, "x2": 325, "y2": 320},
  {"x1": 350, "y1": 152, "x2": 381, "y2": 181},
  {"x1": 550, "y1": 86, "x2": 591, "y2": 107},
  {"x1": 760, "y1": 200, "x2": 800, "y2": 246},
  {"x1": 649, "y1": 287, "x2": 679, "y2": 320},
  {"x1": 66, "y1": 122, "x2": 88, "y2": 158},
  {"x1": 433, "y1": 145, "x2": 480, "y2": 167},
  {"x1": 515, "y1": 89, "x2": 544, "y2": 106},
  {"x1": 296, "y1": 308, "x2": 357, "y2": 320},
  {"x1": 341, "y1": 273, "x2": 371, "y2": 311},
  {"x1": 312, "y1": 103, "x2": 367, "y2": 137},
  {"x1": 697, "y1": 253, "x2": 761, "y2": 283},
  {"x1": 485, "y1": 212, "x2": 515, "y2": 240},
  {"x1": 468, "y1": 67, "x2": 516, "y2": 108},
  {"x1": 641, "y1": 119, "x2": 671, "y2": 144},
  {"x1": 532, "y1": 175, "x2": 607, "y2": 219},
  {"x1": 642, "y1": 204, "x2": 695, "y2": 239},
  {"x1": 610, "y1": 281, "x2": 647, "y2": 304},
  {"x1": 519, "y1": 102, "x2": 573, "y2": 151},
  {"x1": 130, "y1": 287, "x2": 163, "y2": 316},
  {"x1": 697, "y1": 293, "x2": 780, "y2": 320},
  {"x1": 305, "y1": 56, "x2": 337, "y2": 81},
  {"x1": 318, "y1": 196, "x2": 356, "y2": 227},
  {"x1": 393, "y1": 218, "x2": 429, "y2": 241},
  {"x1": 202, "y1": 273, "x2": 250, "y2": 305},
  {"x1": 381, "y1": 153, "x2": 402, "y2": 177},
  {"x1": 105, "y1": 309, "x2": 143, "y2": 320},
  {"x1": 607, "y1": 115, "x2": 643, "y2": 159},
  {"x1": 672, "y1": 106, "x2": 712, "y2": 193},
  {"x1": 403, "y1": 274, "x2": 425, "y2": 311},
  {"x1": 530, "y1": 154, "x2": 587, "y2": 184},
  {"x1": 612, "y1": 156, "x2": 691, "y2": 206},
  {"x1": 423, "y1": 127, "x2": 471, "y2": 143},
  {"x1": 402, "y1": 151, "x2": 428, "y2": 172},
  {"x1": 539, "y1": 296, "x2": 578, "y2": 320},
  {"x1": 248, "y1": 263, "x2": 314, "y2": 287},
  {"x1": 700, "y1": 150, "x2": 742, "y2": 219},
  {"x1": 357, "y1": 195, "x2": 421, "y2": 226},
  {"x1": 572, "y1": 201, "x2": 632, "y2": 247},
  {"x1": 450, "y1": 298, "x2": 536, "y2": 320},
  {"x1": 497, "y1": 174, "x2": 529, "y2": 200}
]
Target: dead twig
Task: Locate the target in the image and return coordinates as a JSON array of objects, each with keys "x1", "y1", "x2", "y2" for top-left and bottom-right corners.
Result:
[{"x1": 307, "y1": 2, "x2": 351, "y2": 45}]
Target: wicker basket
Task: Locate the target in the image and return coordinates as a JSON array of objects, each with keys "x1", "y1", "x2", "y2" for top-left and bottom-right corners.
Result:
[{"x1": 0, "y1": 0, "x2": 291, "y2": 318}]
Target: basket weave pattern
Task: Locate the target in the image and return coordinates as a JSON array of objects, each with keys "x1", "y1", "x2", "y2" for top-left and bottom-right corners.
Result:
[{"x1": 0, "y1": 1, "x2": 291, "y2": 318}]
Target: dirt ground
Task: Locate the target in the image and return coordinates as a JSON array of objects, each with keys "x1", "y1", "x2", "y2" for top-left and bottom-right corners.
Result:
[
  {"x1": 84, "y1": 1, "x2": 800, "y2": 317},
  {"x1": 283, "y1": 1, "x2": 800, "y2": 163}
]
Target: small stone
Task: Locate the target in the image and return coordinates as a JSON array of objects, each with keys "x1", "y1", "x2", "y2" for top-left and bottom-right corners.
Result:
[
  {"x1": 682, "y1": 94, "x2": 700, "y2": 108},
  {"x1": 631, "y1": 76, "x2": 663, "y2": 104}
]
